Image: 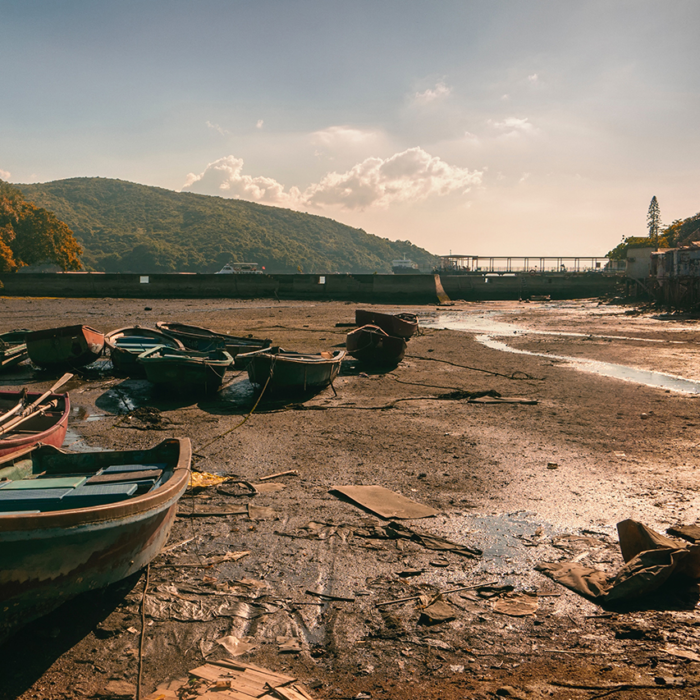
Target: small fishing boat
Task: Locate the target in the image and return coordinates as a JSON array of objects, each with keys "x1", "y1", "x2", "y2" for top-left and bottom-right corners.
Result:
[
  {"x1": 0, "y1": 329, "x2": 30, "y2": 371},
  {"x1": 0, "y1": 437, "x2": 191, "y2": 642},
  {"x1": 0, "y1": 389, "x2": 70, "y2": 459},
  {"x1": 26, "y1": 325, "x2": 105, "y2": 369},
  {"x1": 138, "y1": 346, "x2": 233, "y2": 393},
  {"x1": 156, "y1": 321, "x2": 272, "y2": 359},
  {"x1": 105, "y1": 326, "x2": 185, "y2": 376},
  {"x1": 246, "y1": 347, "x2": 345, "y2": 392},
  {"x1": 354, "y1": 310, "x2": 418, "y2": 340},
  {"x1": 346, "y1": 325, "x2": 407, "y2": 366}
]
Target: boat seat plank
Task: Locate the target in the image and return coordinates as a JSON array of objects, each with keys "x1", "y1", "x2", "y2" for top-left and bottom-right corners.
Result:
[
  {"x1": 2, "y1": 476, "x2": 87, "y2": 490},
  {"x1": 0, "y1": 487, "x2": 73, "y2": 512},
  {"x1": 87, "y1": 469, "x2": 162, "y2": 484},
  {"x1": 102, "y1": 462, "x2": 167, "y2": 474},
  {"x1": 62, "y1": 483, "x2": 138, "y2": 507}
]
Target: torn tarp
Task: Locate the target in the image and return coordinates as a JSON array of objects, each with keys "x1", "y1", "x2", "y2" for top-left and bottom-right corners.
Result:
[{"x1": 536, "y1": 519, "x2": 700, "y2": 603}]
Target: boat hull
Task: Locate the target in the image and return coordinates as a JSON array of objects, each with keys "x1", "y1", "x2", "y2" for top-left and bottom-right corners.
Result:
[
  {"x1": 26, "y1": 325, "x2": 105, "y2": 369},
  {"x1": 0, "y1": 438, "x2": 190, "y2": 642},
  {"x1": 0, "y1": 391, "x2": 70, "y2": 459},
  {"x1": 139, "y1": 347, "x2": 233, "y2": 393},
  {"x1": 105, "y1": 327, "x2": 184, "y2": 376},
  {"x1": 246, "y1": 349, "x2": 345, "y2": 392},
  {"x1": 346, "y1": 325, "x2": 406, "y2": 366},
  {"x1": 354, "y1": 310, "x2": 418, "y2": 339}
]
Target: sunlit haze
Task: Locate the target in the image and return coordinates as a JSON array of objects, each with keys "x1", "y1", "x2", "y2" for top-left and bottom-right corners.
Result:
[{"x1": 2, "y1": 1, "x2": 699, "y2": 257}]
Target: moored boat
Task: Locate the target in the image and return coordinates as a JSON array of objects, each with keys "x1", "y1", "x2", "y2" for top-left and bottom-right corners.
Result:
[
  {"x1": 138, "y1": 346, "x2": 233, "y2": 393},
  {"x1": 105, "y1": 326, "x2": 185, "y2": 376},
  {"x1": 0, "y1": 437, "x2": 191, "y2": 642},
  {"x1": 156, "y1": 321, "x2": 272, "y2": 358},
  {"x1": 246, "y1": 347, "x2": 345, "y2": 392},
  {"x1": 346, "y1": 325, "x2": 407, "y2": 366},
  {"x1": 26, "y1": 325, "x2": 105, "y2": 369},
  {"x1": 0, "y1": 330, "x2": 30, "y2": 371},
  {"x1": 0, "y1": 389, "x2": 70, "y2": 459},
  {"x1": 354, "y1": 310, "x2": 418, "y2": 340}
]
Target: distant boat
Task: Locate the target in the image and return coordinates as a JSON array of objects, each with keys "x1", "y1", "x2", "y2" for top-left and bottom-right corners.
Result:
[
  {"x1": 105, "y1": 326, "x2": 185, "y2": 376},
  {"x1": 392, "y1": 257, "x2": 420, "y2": 274},
  {"x1": 26, "y1": 325, "x2": 105, "y2": 369},
  {"x1": 138, "y1": 346, "x2": 233, "y2": 393},
  {"x1": 0, "y1": 389, "x2": 70, "y2": 459},
  {"x1": 346, "y1": 325, "x2": 407, "y2": 367},
  {"x1": 246, "y1": 348, "x2": 345, "y2": 392},
  {"x1": 0, "y1": 330, "x2": 30, "y2": 371},
  {"x1": 215, "y1": 262, "x2": 262, "y2": 274},
  {"x1": 354, "y1": 310, "x2": 418, "y2": 340},
  {"x1": 0, "y1": 437, "x2": 191, "y2": 642},
  {"x1": 156, "y1": 321, "x2": 272, "y2": 359}
]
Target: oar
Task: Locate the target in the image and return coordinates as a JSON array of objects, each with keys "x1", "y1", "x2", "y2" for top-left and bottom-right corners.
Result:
[
  {"x1": 21, "y1": 373, "x2": 73, "y2": 416},
  {"x1": 0, "y1": 399, "x2": 59, "y2": 436}
]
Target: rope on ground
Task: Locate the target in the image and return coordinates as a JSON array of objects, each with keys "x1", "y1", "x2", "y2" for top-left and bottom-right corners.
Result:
[
  {"x1": 136, "y1": 563, "x2": 150, "y2": 700},
  {"x1": 406, "y1": 354, "x2": 544, "y2": 381},
  {"x1": 197, "y1": 375, "x2": 272, "y2": 452}
]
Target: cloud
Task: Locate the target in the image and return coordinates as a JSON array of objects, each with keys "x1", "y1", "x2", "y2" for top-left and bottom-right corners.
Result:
[
  {"x1": 256, "y1": 120, "x2": 264, "y2": 129},
  {"x1": 182, "y1": 148, "x2": 482, "y2": 211},
  {"x1": 489, "y1": 116, "x2": 539, "y2": 137},
  {"x1": 414, "y1": 81, "x2": 452, "y2": 105},
  {"x1": 206, "y1": 121, "x2": 231, "y2": 136},
  {"x1": 312, "y1": 126, "x2": 376, "y2": 147},
  {"x1": 527, "y1": 73, "x2": 539, "y2": 83},
  {"x1": 0, "y1": 169, "x2": 10, "y2": 180}
]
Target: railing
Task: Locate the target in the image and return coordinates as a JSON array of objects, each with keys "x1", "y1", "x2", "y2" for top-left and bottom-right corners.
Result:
[{"x1": 438, "y1": 255, "x2": 622, "y2": 274}]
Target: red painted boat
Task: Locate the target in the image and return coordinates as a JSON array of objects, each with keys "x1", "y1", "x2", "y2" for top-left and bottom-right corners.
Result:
[
  {"x1": 26, "y1": 325, "x2": 105, "y2": 369},
  {"x1": 354, "y1": 310, "x2": 418, "y2": 340},
  {"x1": 0, "y1": 437, "x2": 191, "y2": 642},
  {"x1": 0, "y1": 390, "x2": 70, "y2": 459},
  {"x1": 346, "y1": 325, "x2": 407, "y2": 366}
]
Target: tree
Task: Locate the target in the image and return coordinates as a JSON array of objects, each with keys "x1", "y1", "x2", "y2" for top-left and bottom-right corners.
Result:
[
  {"x1": 647, "y1": 196, "x2": 661, "y2": 247},
  {"x1": 0, "y1": 180, "x2": 82, "y2": 271}
]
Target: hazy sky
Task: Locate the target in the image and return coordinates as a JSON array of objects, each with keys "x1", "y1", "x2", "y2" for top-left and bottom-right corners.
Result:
[{"x1": 2, "y1": 1, "x2": 699, "y2": 256}]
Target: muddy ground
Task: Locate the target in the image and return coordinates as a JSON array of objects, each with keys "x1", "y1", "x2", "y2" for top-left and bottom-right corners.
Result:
[{"x1": 2, "y1": 297, "x2": 700, "y2": 700}]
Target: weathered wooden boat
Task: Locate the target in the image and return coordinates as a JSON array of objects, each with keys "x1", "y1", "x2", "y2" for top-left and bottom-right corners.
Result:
[
  {"x1": 346, "y1": 324, "x2": 407, "y2": 366},
  {"x1": 0, "y1": 437, "x2": 191, "y2": 642},
  {"x1": 0, "y1": 389, "x2": 70, "y2": 459},
  {"x1": 105, "y1": 326, "x2": 185, "y2": 376},
  {"x1": 354, "y1": 310, "x2": 418, "y2": 340},
  {"x1": 0, "y1": 329, "x2": 30, "y2": 371},
  {"x1": 138, "y1": 346, "x2": 233, "y2": 393},
  {"x1": 25, "y1": 325, "x2": 105, "y2": 369},
  {"x1": 246, "y1": 347, "x2": 345, "y2": 392},
  {"x1": 156, "y1": 321, "x2": 272, "y2": 359}
]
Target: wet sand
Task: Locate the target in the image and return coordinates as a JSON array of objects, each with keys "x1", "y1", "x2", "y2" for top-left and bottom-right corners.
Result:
[{"x1": 1, "y1": 297, "x2": 700, "y2": 700}]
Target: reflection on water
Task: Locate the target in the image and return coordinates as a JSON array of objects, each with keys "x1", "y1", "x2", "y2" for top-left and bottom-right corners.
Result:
[{"x1": 423, "y1": 309, "x2": 700, "y2": 395}]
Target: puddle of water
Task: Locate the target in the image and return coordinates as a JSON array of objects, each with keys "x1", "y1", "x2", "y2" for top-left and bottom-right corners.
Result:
[
  {"x1": 424, "y1": 310, "x2": 700, "y2": 395},
  {"x1": 219, "y1": 377, "x2": 257, "y2": 403}
]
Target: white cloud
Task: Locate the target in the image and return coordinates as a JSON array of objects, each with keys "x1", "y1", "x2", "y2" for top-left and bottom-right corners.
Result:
[
  {"x1": 182, "y1": 148, "x2": 482, "y2": 212},
  {"x1": 489, "y1": 116, "x2": 539, "y2": 137},
  {"x1": 527, "y1": 73, "x2": 539, "y2": 83},
  {"x1": 206, "y1": 121, "x2": 230, "y2": 136},
  {"x1": 256, "y1": 120, "x2": 264, "y2": 129},
  {"x1": 0, "y1": 169, "x2": 10, "y2": 180},
  {"x1": 414, "y1": 81, "x2": 452, "y2": 105},
  {"x1": 312, "y1": 126, "x2": 376, "y2": 147}
]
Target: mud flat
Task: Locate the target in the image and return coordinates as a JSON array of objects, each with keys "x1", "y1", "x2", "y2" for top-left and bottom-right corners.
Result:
[{"x1": 1, "y1": 297, "x2": 700, "y2": 700}]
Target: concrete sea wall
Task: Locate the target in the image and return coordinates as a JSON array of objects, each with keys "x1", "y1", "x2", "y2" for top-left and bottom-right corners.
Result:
[{"x1": 0, "y1": 272, "x2": 620, "y2": 303}]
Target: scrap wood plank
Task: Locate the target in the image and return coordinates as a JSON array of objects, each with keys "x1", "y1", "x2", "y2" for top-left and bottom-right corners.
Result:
[
  {"x1": 211, "y1": 660, "x2": 296, "y2": 684},
  {"x1": 468, "y1": 396, "x2": 537, "y2": 404},
  {"x1": 330, "y1": 485, "x2": 438, "y2": 519}
]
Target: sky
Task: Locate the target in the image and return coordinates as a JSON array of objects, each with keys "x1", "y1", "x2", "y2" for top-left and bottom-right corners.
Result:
[{"x1": 2, "y1": 1, "x2": 699, "y2": 257}]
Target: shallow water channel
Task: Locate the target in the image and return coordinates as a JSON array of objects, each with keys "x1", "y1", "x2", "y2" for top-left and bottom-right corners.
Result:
[{"x1": 422, "y1": 308, "x2": 700, "y2": 395}]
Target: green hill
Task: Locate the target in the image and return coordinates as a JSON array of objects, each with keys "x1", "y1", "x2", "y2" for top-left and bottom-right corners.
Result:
[{"x1": 17, "y1": 178, "x2": 437, "y2": 274}]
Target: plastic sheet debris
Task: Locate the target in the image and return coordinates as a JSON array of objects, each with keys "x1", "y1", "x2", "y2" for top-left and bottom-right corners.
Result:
[
  {"x1": 330, "y1": 485, "x2": 439, "y2": 519},
  {"x1": 537, "y1": 519, "x2": 700, "y2": 603},
  {"x1": 492, "y1": 593, "x2": 539, "y2": 617},
  {"x1": 189, "y1": 471, "x2": 235, "y2": 489},
  {"x1": 216, "y1": 634, "x2": 257, "y2": 657}
]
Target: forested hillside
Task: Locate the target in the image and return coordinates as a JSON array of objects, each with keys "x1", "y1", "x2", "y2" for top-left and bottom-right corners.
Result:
[{"x1": 18, "y1": 178, "x2": 437, "y2": 274}]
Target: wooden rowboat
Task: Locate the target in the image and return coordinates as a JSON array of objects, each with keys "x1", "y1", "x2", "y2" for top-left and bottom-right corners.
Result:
[
  {"x1": 346, "y1": 325, "x2": 407, "y2": 367},
  {"x1": 0, "y1": 390, "x2": 70, "y2": 459},
  {"x1": 354, "y1": 310, "x2": 418, "y2": 340},
  {"x1": 105, "y1": 326, "x2": 185, "y2": 376},
  {"x1": 156, "y1": 321, "x2": 272, "y2": 359},
  {"x1": 0, "y1": 437, "x2": 191, "y2": 642},
  {"x1": 0, "y1": 330, "x2": 30, "y2": 371},
  {"x1": 26, "y1": 325, "x2": 105, "y2": 369},
  {"x1": 246, "y1": 348, "x2": 345, "y2": 392},
  {"x1": 138, "y1": 346, "x2": 233, "y2": 394}
]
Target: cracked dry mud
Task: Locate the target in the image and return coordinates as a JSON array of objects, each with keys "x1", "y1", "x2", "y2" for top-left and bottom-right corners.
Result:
[{"x1": 1, "y1": 297, "x2": 700, "y2": 700}]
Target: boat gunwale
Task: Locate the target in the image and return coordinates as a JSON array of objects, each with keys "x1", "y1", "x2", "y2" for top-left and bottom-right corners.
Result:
[
  {"x1": 0, "y1": 437, "x2": 191, "y2": 532},
  {"x1": 137, "y1": 345, "x2": 234, "y2": 368},
  {"x1": 104, "y1": 326, "x2": 186, "y2": 352},
  {"x1": 250, "y1": 349, "x2": 346, "y2": 366}
]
